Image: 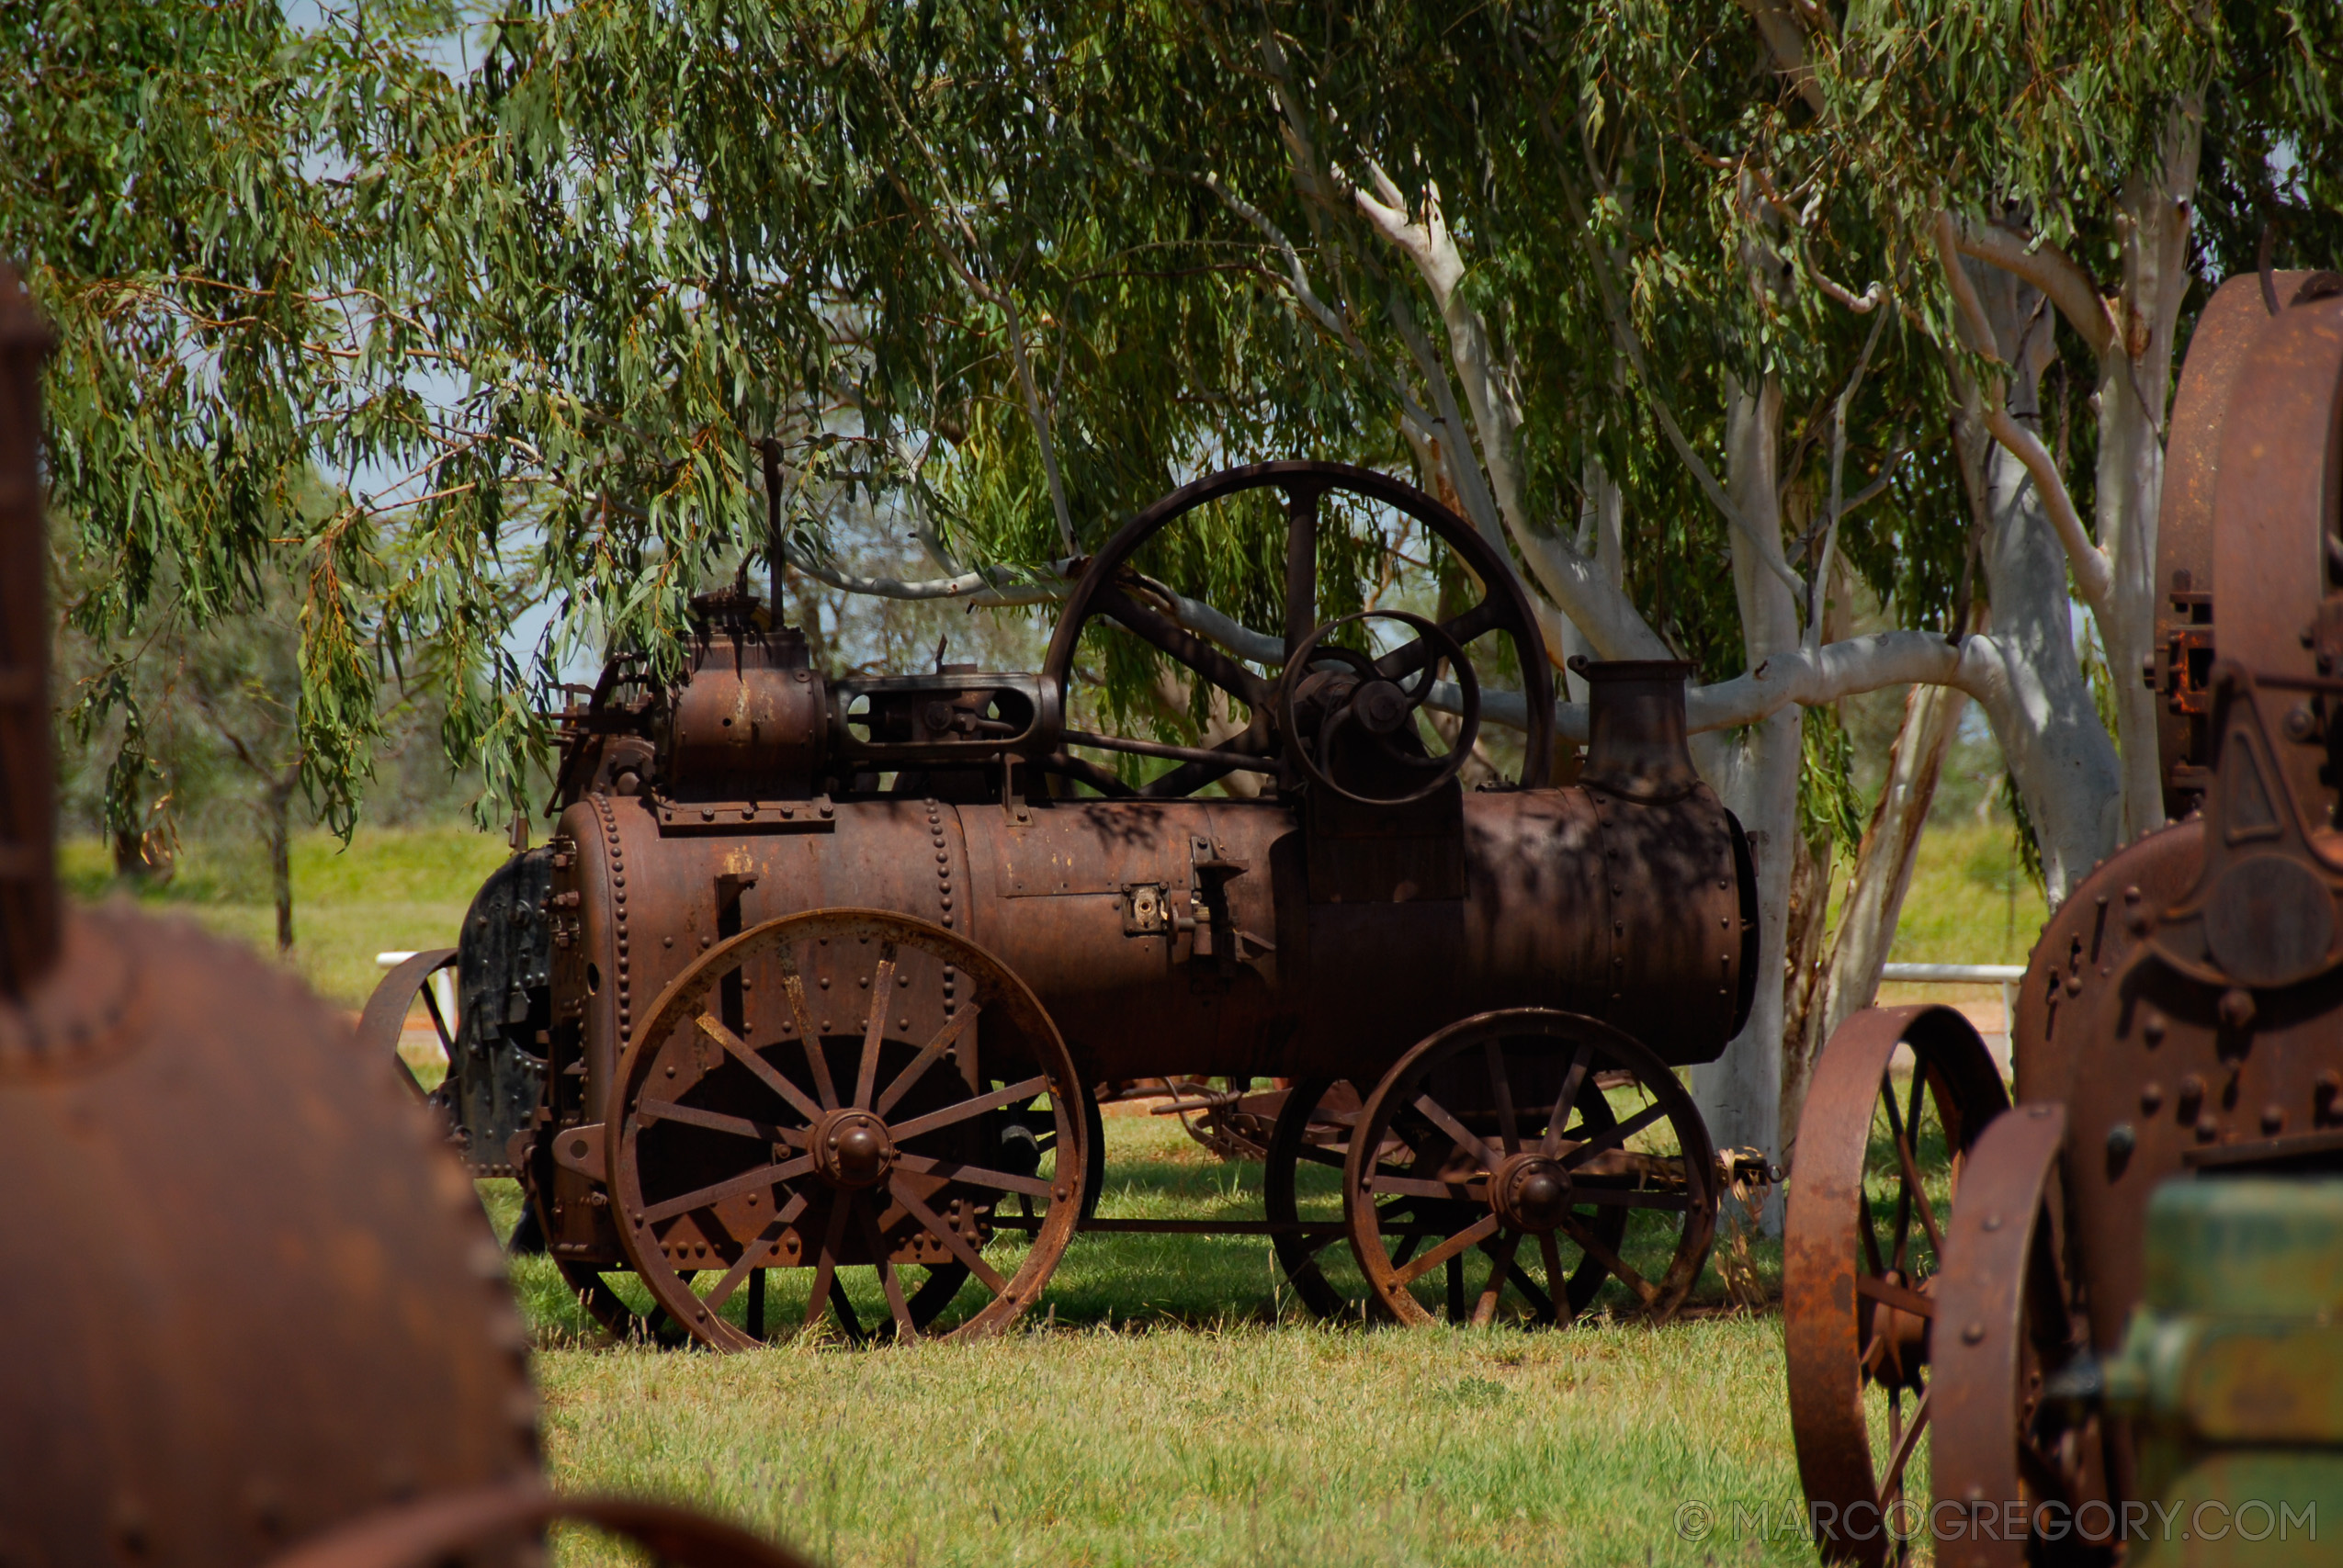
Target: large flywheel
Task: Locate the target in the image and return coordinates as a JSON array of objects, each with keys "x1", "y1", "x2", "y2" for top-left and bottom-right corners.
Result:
[{"x1": 1036, "y1": 461, "x2": 1555, "y2": 796}]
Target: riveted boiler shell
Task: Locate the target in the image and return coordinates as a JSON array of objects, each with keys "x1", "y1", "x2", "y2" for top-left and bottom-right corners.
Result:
[
  {"x1": 552, "y1": 779, "x2": 1747, "y2": 1093},
  {"x1": 0, "y1": 908, "x2": 538, "y2": 1568}
]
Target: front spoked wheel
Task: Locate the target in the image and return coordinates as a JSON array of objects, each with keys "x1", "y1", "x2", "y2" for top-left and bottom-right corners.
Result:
[{"x1": 608, "y1": 909, "x2": 1084, "y2": 1348}]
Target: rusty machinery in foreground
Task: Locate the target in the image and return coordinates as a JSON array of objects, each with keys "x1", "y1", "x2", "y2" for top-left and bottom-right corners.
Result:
[
  {"x1": 0, "y1": 275, "x2": 816, "y2": 1567},
  {"x1": 364, "y1": 453, "x2": 1767, "y2": 1344},
  {"x1": 1783, "y1": 271, "x2": 2343, "y2": 1564}
]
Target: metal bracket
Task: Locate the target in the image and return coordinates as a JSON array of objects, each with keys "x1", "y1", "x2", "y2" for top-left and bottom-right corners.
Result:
[
  {"x1": 654, "y1": 793, "x2": 835, "y2": 834},
  {"x1": 550, "y1": 1122, "x2": 606, "y2": 1179}
]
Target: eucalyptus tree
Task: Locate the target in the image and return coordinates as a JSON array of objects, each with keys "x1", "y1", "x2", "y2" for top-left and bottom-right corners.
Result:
[{"x1": 14, "y1": 0, "x2": 2338, "y2": 1175}]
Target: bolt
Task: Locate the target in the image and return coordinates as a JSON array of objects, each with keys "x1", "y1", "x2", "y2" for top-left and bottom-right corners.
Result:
[
  {"x1": 2106, "y1": 1122, "x2": 2136, "y2": 1156},
  {"x1": 2263, "y1": 1104, "x2": 2287, "y2": 1134},
  {"x1": 1962, "y1": 1321, "x2": 1986, "y2": 1345},
  {"x1": 2220, "y1": 987, "x2": 2258, "y2": 1030}
]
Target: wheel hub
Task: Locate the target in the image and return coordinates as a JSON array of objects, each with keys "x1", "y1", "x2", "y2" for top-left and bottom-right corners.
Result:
[
  {"x1": 1353, "y1": 679, "x2": 1410, "y2": 736},
  {"x1": 1869, "y1": 1269, "x2": 1931, "y2": 1392},
  {"x1": 1491, "y1": 1153, "x2": 1573, "y2": 1233},
  {"x1": 812, "y1": 1110, "x2": 896, "y2": 1189}
]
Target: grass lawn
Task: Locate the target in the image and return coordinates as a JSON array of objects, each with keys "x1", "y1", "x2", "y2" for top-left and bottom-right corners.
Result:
[
  {"x1": 68, "y1": 817, "x2": 2033, "y2": 1565},
  {"x1": 500, "y1": 1113, "x2": 1814, "y2": 1568}
]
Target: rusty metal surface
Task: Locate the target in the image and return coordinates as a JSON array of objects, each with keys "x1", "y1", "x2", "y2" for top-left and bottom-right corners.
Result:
[
  {"x1": 1783, "y1": 1006, "x2": 2009, "y2": 1566},
  {"x1": 0, "y1": 908, "x2": 546, "y2": 1567},
  {"x1": 2009, "y1": 818, "x2": 2203, "y2": 1109},
  {"x1": 1928, "y1": 1102, "x2": 2111, "y2": 1568}
]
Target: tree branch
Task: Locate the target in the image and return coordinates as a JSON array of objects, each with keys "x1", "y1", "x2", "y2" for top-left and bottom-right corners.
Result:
[
  {"x1": 1947, "y1": 215, "x2": 2114, "y2": 357},
  {"x1": 1932, "y1": 214, "x2": 2113, "y2": 614}
]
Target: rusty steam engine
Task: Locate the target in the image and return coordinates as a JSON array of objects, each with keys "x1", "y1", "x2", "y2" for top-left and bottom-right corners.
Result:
[{"x1": 371, "y1": 463, "x2": 1765, "y2": 1343}]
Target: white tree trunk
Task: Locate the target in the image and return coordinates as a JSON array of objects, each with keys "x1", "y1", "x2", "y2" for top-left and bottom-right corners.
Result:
[
  {"x1": 1700, "y1": 372, "x2": 1797, "y2": 1220},
  {"x1": 2096, "y1": 109, "x2": 2202, "y2": 842}
]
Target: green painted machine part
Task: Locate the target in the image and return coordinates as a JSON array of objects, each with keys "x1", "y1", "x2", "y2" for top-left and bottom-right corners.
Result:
[{"x1": 2101, "y1": 1179, "x2": 2343, "y2": 1567}]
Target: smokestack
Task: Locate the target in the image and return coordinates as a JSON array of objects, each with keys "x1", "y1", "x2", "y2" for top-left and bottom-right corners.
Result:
[{"x1": 1574, "y1": 659, "x2": 1702, "y2": 803}]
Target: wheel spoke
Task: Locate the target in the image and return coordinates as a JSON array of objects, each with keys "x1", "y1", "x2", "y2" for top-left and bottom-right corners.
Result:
[
  {"x1": 875, "y1": 1006, "x2": 979, "y2": 1119},
  {"x1": 1558, "y1": 1099, "x2": 1668, "y2": 1170},
  {"x1": 1567, "y1": 1185, "x2": 1691, "y2": 1212},
  {"x1": 639, "y1": 1097, "x2": 806, "y2": 1145},
  {"x1": 1879, "y1": 1081, "x2": 1945, "y2": 1265},
  {"x1": 1394, "y1": 1212, "x2": 1503, "y2": 1288},
  {"x1": 854, "y1": 947, "x2": 899, "y2": 1109},
  {"x1": 1366, "y1": 1173, "x2": 1491, "y2": 1202},
  {"x1": 1536, "y1": 1231, "x2": 1572, "y2": 1326},
  {"x1": 1880, "y1": 1387, "x2": 1931, "y2": 1502},
  {"x1": 695, "y1": 1014, "x2": 823, "y2": 1122},
  {"x1": 888, "y1": 1074, "x2": 1051, "y2": 1142},
  {"x1": 890, "y1": 1149, "x2": 1056, "y2": 1198},
  {"x1": 802, "y1": 1196, "x2": 851, "y2": 1331},
  {"x1": 640, "y1": 1154, "x2": 815, "y2": 1225},
  {"x1": 857, "y1": 1201, "x2": 919, "y2": 1342},
  {"x1": 886, "y1": 1178, "x2": 1009, "y2": 1293},
  {"x1": 1409, "y1": 1093, "x2": 1498, "y2": 1170},
  {"x1": 1557, "y1": 1213, "x2": 1658, "y2": 1306},
  {"x1": 1542, "y1": 1043, "x2": 1596, "y2": 1156},
  {"x1": 703, "y1": 1192, "x2": 810, "y2": 1315},
  {"x1": 1484, "y1": 1040, "x2": 1521, "y2": 1156},
  {"x1": 1471, "y1": 1230, "x2": 1521, "y2": 1325},
  {"x1": 773, "y1": 946, "x2": 841, "y2": 1111}
]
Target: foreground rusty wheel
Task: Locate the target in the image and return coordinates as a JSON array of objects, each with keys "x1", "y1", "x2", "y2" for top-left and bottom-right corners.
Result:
[
  {"x1": 1785, "y1": 1005, "x2": 2009, "y2": 1564},
  {"x1": 1929, "y1": 1103, "x2": 2112, "y2": 1568},
  {"x1": 609, "y1": 909, "x2": 1084, "y2": 1348},
  {"x1": 1343, "y1": 1010, "x2": 1716, "y2": 1326},
  {"x1": 357, "y1": 947, "x2": 458, "y2": 1103}
]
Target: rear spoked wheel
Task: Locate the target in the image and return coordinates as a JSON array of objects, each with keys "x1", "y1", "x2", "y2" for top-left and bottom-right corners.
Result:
[
  {"x1": 1342, "y1": 1010, "x2": 1717, "y2": 1326},
  {"x1": 608, "y1": 909, "x2": 1084, "y2": 1348}
]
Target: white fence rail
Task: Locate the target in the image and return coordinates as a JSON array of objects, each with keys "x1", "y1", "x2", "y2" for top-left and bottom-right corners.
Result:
[{"x1": 1878, "y1": 962, "x2": 2024, "y2": 1070}]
